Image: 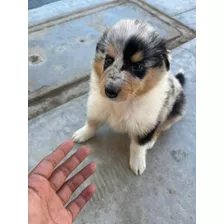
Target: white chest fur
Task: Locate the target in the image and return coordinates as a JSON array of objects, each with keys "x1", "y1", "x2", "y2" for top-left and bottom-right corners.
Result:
[{"x1": 107, "y1": 84, "x2": 167, "y2": 135}]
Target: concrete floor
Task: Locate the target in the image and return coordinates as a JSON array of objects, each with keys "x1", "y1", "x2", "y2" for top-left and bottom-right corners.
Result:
[
  {"x1": 29, "y1": 0, "x2": 60, "y2": 9},
  {"x1": 28, "y1": 0, "x2": 196, "y2": 223}
]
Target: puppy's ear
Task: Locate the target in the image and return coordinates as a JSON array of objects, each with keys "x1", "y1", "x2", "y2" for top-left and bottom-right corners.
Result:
[
  {"x1": 148, "y1": 33, "x2": 171, "y2": 71},
  {"x1": 162, "y1": 49, "x2": 171, "y2": 71},
  {"x1": 96, "y1": 27, "x2": 110, "y2": 54},
  {"x1": 160, "y1": 38, "x2": 170, "y2": 71}
]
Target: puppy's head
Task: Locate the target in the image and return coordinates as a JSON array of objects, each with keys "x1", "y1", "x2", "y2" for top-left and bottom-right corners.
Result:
[{"x1": 93, "y1": 19, "x2": 170, "y2": 102}]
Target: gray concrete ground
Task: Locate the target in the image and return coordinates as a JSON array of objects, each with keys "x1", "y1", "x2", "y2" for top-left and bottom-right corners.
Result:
[
  {"x1": 28, "y1": 0, "x2": 196, "y2": 223},
  {"x1": 29, "y1": 0, "x2": 60, "y2": 10}
]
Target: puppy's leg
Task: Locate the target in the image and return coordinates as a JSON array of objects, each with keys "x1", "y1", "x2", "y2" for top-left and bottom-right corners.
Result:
[
  {"x1": 72, "y1": 94, "x2": 107, "y2": 142},
  {"x1": 129, "y1": 136, "x2": 148, "y2": 175},
  {"x1": 130, "y1": 92, "x2": 186, "y2": 175},
  {"x1": 72, "y1": 119, "x2": 101, "y2": 143},
  {"x1": 129, "y1": 122, "x2": 167, "y2": 175},
  {"x1": 160, "y1": 114, "x2": 183, "y2": 132},
  {"x1": 137, "y1": 114, "x2": 183, "y2": 153},
  {"x1": 137, "y1": 123, "x2": 160, "y2": 150},
  {"x1": 129, "y1": 123, "x2": 160, "y2": 175}
]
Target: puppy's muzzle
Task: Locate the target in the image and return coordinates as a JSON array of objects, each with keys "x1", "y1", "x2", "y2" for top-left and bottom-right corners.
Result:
[
  {"x1": 105, "y1": 71, "x2": 122, "y2": 99},
  {"x1": 105, "y1": 85, "x2": 120, "y2": 98}
]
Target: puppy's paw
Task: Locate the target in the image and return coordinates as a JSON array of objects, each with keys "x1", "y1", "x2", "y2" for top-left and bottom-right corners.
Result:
[
  {"x1": 129, "y1": 154, "x2": 146, "y2": 176},
  {"x1": 72, "y1": 124, "x2": 95, "y2": 143}
]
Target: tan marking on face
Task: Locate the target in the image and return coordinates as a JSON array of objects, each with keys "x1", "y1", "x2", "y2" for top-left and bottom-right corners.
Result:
[
  {"x1": 107, "y1": 45, "x2": 116, "y2": 58},
  {"x1": 114, "y1": 73, "x2": 144, "y2": 101},
  {"x1": 93, "y1": 59, "x2": 104, "y2": 78},
  {"x1": 131, "y1": 51, "x2": 143, "y2": 63},
  {"x1": 116, "y1": 68, "x2": 166, "y2": 100},
  {"x1": 92, "y1": 59, "x2": 106, "y2": 95},
  {"x1": 136, "y1": 68, "x2": 165, "y2": 95}
]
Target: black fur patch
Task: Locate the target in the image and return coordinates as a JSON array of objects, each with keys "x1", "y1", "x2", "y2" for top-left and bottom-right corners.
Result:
[
  {"x1": 138, "y1": 123, "x2": 159, "y2": 145},
  {"x1": 122, "y1": 36, "x2": 147, "y2": 78},
  {"x1": 169, "y1": 91, "x2": 186, "y2": 117},
  {"x1": 123, "y1": 33, "x2": 170, "y2": 78},
  {"x1": 175, "y1": 72, "x2": 185, "y2": 86},
  {"x1": 123, "y1": 36, "x2": 145, "y2": 62},
  {"x1": 104, "y1": 55, "x2": 114, "y2": 71},
  {"x1": 121, "y1": 62, "x2": 146, "y2": 79},
  {"x1": 163, "y1": 54, "x2": 170, "y2": 71}
]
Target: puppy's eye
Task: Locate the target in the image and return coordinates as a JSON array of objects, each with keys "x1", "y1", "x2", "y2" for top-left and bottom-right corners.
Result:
[
  {"x1": 104, "y1": 55, "x2": 114, "y2": 70},
  {"x1": 105, "y1": 55, "x2": 114, "y2": 65},
  {"x1": 132, "y1": 63, "x2": 144, "y2": 72},
  {"x1": 131, "y1": 63, "x2": 146, "y2": 79}
]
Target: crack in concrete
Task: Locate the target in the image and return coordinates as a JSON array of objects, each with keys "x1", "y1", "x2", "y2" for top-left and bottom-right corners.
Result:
[{"x1": 174, "y1": 7, "x2": 196, "y2": 17}]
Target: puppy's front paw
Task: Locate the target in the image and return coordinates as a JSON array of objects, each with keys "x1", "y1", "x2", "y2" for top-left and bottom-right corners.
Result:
[
  {"x1": 129, "y1": 154, "x2": 146, "y2": 176},
  {"x1": 72, "y1": 124, "x2": 95, "y2": 143}
]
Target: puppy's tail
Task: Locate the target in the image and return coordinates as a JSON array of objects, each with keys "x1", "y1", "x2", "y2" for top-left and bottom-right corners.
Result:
[{"x1": 175, "y1": 69, "x2": 185, "y2": 87}]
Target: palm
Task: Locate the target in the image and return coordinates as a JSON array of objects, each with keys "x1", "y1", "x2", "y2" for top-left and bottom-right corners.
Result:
[
  {"x1": 28, "y1": 141, "x2": 96, "y2": 224},
  {"x1": 29, "y1": 175, "x2": 73, "y2": 224}
]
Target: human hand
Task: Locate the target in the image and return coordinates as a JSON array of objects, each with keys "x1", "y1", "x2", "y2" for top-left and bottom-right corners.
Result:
[{"x1": 28, "y1": 140, "x2": 96, "y2": 224}]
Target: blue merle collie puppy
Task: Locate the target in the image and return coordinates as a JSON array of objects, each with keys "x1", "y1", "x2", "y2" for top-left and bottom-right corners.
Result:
[{"x1": 72, "y1": 19, "x2": 186, "y2": 175}]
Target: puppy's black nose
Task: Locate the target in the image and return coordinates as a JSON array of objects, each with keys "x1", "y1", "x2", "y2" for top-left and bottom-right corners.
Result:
[{"x1": 105, "y1": 86, "x2": 119, "y2": 98}]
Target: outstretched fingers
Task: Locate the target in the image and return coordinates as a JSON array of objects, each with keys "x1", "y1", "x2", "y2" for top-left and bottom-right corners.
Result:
[
  {"x1": 57, "y1": 162, "x2": 96, "y2": 205},
  {"x1": 30, "y1": 141, "x2": 74, "y2": 179},
  {"x1": 66, "y1": 184, "x2": 96, "y2": 221},
  {"x1": 48, "y1": 146, "x2": 90, "y2": 191}
]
